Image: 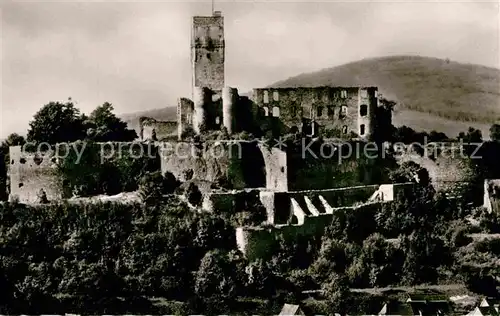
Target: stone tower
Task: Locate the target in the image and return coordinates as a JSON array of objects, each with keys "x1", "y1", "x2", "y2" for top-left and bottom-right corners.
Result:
[
  {"x1": 357, "y1": 87, "x2": 378, "y2": 141},
  {"x1": 191, "y1": 11, "x2": 225, "y2": 95}
]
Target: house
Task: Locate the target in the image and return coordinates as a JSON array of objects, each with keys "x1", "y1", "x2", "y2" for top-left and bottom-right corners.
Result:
[
  {"x1": 377, "y1": 294, "x2": 451, "y2": 315},
  {"x1": 378, "y1": 302, "x2": 414, "y2": 315},
  {"x1": 405, "y1": 293, "x2": 451, "y2": 315},
  {"x1": 480, "y1": 297, "x2": 500, "y2": 311},
  {"x1": 279, "y1": 303, "x2": 306, "y2": 316},
  {"x1": 466, "y1": 306, "x2": 499, "y2": 316},
  {"x1": 465, "y1": 298, "x2": 500, "y2": 316}
]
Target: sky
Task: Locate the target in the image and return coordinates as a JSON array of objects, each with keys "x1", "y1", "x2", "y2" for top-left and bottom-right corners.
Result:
[{"x1": 1, "y1": 0, "x2": 499, "y2": 139}]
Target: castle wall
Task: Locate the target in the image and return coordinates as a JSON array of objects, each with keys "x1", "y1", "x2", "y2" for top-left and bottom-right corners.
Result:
[
  {"x1": 177, "y1": 97, "x2": 194, "y2": 139},
  {"x1": 140, "y1": 118, "x2": 177, "y2": 141},
  {"x1": 222, "y1": 87, "x2": 238, "y2": 134},
  {"x1": 160, "y1": 140, "x2": 267, "y2": 189},
  {"x1": 201, "y1": 189, "x2": 262, "y2": 213},
  {"x1": 236, "y1": 201, "x2": 386, "y2": 261},
  {"x1": 235, "y1": 183, "x2": 414, "y2": 260},
  {"x1": 396, "y1": 143, "x2": 477, "y2": 195},
  {"x1": 357, "y1": 87, "x2": 378, "y2": 140},
  {"x1": 251, "y1": 87, "x2": 377, "y2": 139},
  {"x1": 193, "y1": 87, "x2": 212, "y2": 134},
  {"x1": 9, "y1": 146, "x2": 64, "y2": 203},
  {"x1": 192, "y1": 14, "x2": 224, "y2": 92},
  {"x1": 258, "y1": 144, "x2": 288, "y2": 192}
]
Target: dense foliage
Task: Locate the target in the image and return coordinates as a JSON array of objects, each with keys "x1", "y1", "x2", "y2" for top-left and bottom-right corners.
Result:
[
  {"x1": 0, "y1": 199, "x2": 244, "y2": 313},
  {"x1": 58, "y1": 142, "x2": 159, "y2": 197},
  {"x1": 27, "y1": 100, "x2": 136, "y2": 145}
]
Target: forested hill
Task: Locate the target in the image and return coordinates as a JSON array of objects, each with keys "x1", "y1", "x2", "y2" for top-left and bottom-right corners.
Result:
[{"x1": 121, "y1": 56, "x2": 500, "y2": 138}]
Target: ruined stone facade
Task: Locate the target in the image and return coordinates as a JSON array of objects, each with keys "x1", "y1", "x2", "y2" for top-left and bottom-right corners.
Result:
[
  {"x1": 8, "y1": 146, "x2": 65, "y2": 203},
  {"x1": 251, "y1": 87, "x2": 378, "y2": 140},
  {"x1": 140, "y1": 118, "x2": 177, "y2": 141}
]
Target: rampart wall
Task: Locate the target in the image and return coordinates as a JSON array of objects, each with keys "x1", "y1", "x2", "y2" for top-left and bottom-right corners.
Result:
[
  {"x1": 236, "y1": 201, "x2": 387, "y2": 261},
  {"x1": 235, "y1": 182, "x2": 414, "y2": 260}
]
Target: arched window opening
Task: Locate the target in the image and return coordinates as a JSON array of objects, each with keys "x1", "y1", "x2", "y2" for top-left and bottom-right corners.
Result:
[
  {"x1": 263, "y1": 91, "x2": 269, "y2": 104},
  {"x1": 339, "y1": 105, "x2": 348, "y2": 118},
  {"x1": 263, "y1": 107, "x2": 269, "y2": 116},
  {"x1": 342, "y1": 125, "x2": 348, "y2": 134},
  {"x1": 360, "y1": 124, "x2": 366, "y2": 136},
  {"x1": 272, "y1": 106, "x2": 280, "y2": 117},
  {"x1": 273, "y1": 91, "x2": 279, "y2": 101}
]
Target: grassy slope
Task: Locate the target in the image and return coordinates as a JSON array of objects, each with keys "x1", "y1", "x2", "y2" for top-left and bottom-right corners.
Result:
[{"x1": 121, "y1": 56, "x2": 500, "y2": 139}]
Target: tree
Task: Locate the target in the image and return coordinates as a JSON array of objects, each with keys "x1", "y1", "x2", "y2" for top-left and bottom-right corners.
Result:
[
  {"x1": 3, "y1": 133, "x2": 26, "y2": 147},
  {"x1": 87, "y1": 102, "x2": 136, "y2": 142},
  {"x1": 374, "y1": 98, "x2": 396, "y2": 143},
  {"x1": 321, "y1": 273, "x2": 351, "y2": 315},
  {"x1": 359, "y1": 234, "x2": 401, "y2": 287},
  {"x1": 490, "y1": 124, "x2": 500, "y2": 142},
  {"x1": 138, "y1": 171, "x2": 169, "y2": 205},
  {"x1": 458, "y1": 127, "x2": 483, "y2": 143},
  {"x1": 389, "y1": 161, "x2": 430, "y2": 185},
  {"x1": 27, "y1": 101, "x2": 86, "y2": 144},
  {"x1": 400, "y1": 230, "x2": 448, "y2": 285},
  {"x1": 310, "y1": 238, "x2": 348, "y2": 283},
  {"x1": 186, "y1": 182, "x2": 202, "y2": 206},
  {"x1": 245, "y1": 259, "x2": 277, "y2": 297},
  {"x1": 194, "y1": 250, "x2": 238, "y2": 300}
]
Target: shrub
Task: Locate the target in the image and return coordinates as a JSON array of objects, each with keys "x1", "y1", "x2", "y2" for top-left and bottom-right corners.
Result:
[
  {"x1": 138, "y1": 171, "x2": 179, "y2": 204},
  {"x1": 186, "y1": 182, "x2": 202, "y2": 206}
]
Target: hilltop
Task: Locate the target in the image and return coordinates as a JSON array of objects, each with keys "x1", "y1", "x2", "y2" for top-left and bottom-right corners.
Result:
[{"x1": 121, "y1": 56, "x2": 500, "y2": 138}]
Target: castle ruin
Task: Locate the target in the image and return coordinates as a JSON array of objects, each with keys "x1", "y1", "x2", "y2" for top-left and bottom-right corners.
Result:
[{"x1": 143, "y1": 10, "x2": 384, "y2": 142}]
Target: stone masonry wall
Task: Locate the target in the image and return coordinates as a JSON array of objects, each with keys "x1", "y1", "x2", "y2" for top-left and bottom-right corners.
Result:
[
  {"x1": 236, "y1": 202, "x2": 386, "y2": 261},
  {"x1": 9, "y1": 146, "x2": 64, "y2": 203},
  {"x1": 192, "y1": 15, "x2": 224, "y2": 92},
  {"x1": 396, "y1": 143, "x2": 476, "y2": 194},
  {"x1": 140, "y1": 118, "x2": 177, "y2": 141},
  {"x1": 251, "y1": 87, "x2": 377, "y2": 139}
]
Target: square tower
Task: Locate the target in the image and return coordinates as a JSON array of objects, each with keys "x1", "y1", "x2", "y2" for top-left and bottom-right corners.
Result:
[{"x1": 191, "y1": 11, "x2": 225, "y2": 95}]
